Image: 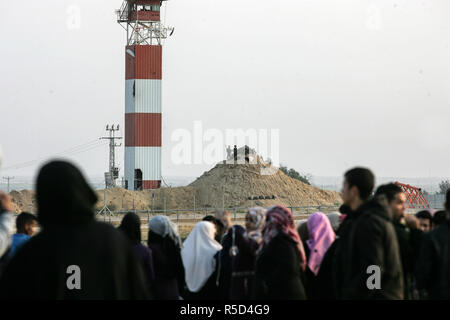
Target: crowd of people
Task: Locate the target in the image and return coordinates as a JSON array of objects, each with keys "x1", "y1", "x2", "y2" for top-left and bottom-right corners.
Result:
[{"x1": 0, "y1": 160, "x2": 449, "y2": 300}]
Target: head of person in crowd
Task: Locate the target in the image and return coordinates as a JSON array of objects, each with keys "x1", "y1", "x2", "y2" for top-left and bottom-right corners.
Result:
[
  {"x1": 0, "y1": 192, "x2": 12, "y2": 214},
  {"x1": 297, "y1": 220, "x2": 308, "y2": 241},
  {"x1": 306, "y1": 212, "x2": 336, "y2": 275},
  {"x1": 341, "y1": 167, "x2": 375, "y2": 211},
  {"x1": 202, "y1": 215, "x2": 219, "y2": 240},
  {"x1": 181, "y1": 221, "x2": 222, "y2": 293},
  {"x1": 415, "y1": 210, "x2": 433, "y2": 233},
  {"x1": 118, "y1": 212, "x2": 141, "y2": 245},
  {"x1": 261, "y1": 205, "x2": 306, "y2": 271},
  {"x1": 9, "y1": 212, "x2": 38, "y2": 258},
  {"x1": 245, "y1": 207, "x2": 266, "y2": 243},
  {"x1": 374, "y1": 183, "x2": 407, "y2": 223},
  {"x1": 432, "y1": 210, "x2": 447, "y2": 228},
  {"x1": 0, "y1": 160, "x2": 151, "y2": 299},
  {"x1": 148, "y1": 215, "x2": 182, "y2": 249},
  {"x1": 203, "y1": 215, "x2": 217, "y2": 224},
  {"x1": 16, "y1": 212, "x2": 38, "y2": 236},
  {"x1": 214, "y1": 209, "x2": 232, "y2": 241},
  {"x1": 326, "y1": 212, "x2": 342, "y2": 233},
  {"x1": 36, "y1": 160, "x2": 98, "y2": 228}
]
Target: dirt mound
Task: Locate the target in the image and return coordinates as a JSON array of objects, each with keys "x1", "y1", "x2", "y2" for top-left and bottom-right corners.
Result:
[
  {"x1": 9, "y1": 186, "x2": 198, "y2": 214},
  {"x1": 189, "y1": 160, "x2": 341, "y2": 208},
  {"x1": 9, "y1": 154, "x2": 341, "y2": 213},
  {"x1": 9, "y1": 190, "x2": 36, "y2": 213},
  {"x1": 95, "y1": 186, "x2": 197, "y2": 212}
]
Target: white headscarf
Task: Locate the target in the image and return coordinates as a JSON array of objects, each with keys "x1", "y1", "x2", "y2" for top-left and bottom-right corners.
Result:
[{"x1": 181, "y1": 221, "x2": 222, "y2": 293}]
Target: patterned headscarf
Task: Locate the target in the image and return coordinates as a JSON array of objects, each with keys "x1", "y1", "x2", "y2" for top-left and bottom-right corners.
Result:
[
  {"x1": 245, "y1": 207, "x2": 266, "y2": 242},
  {"x1": 306, "y1": 212, "x2": 336, "y2": 275},
  {"x1": 261, "y1": 205, "x2": 306, "y2": 271}
]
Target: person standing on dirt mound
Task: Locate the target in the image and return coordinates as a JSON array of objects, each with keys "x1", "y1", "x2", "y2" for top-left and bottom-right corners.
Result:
[{"x1": 0, "y1": 160, "x2": 150, "y2": 299}]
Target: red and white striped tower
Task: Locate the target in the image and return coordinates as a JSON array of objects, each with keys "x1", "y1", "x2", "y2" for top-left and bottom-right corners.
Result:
[{"x1": 117, "y1": 1, "x2": 173, "y2": 190}]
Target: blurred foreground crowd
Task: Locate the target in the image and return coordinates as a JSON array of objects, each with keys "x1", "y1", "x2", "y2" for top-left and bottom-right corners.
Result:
[{"x1": 0, "y1": 161, "x2": 449, "y2": 300}]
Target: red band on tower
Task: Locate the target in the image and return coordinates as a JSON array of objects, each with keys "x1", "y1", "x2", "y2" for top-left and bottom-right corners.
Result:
[
  {"x1": 125, "y1": 113, "x2": 162, "y2": 147},
  {"x1": 125, "y1": 45, "x2": 162, "y2": 80}
]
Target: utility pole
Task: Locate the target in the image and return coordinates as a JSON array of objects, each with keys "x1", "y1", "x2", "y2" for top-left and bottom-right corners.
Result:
[
  {"x1": 151, "y1": 190, "x2": 155, "y2": 214},
  {"x1": 101, "y1": 124, "x2": 122, "y2": 188},
  {"x1": 96, "y1": 184, "x2": 113, "y2": 222},
  {"x1": 2, "y1": 176, "x2": 14, "y2": 193}
]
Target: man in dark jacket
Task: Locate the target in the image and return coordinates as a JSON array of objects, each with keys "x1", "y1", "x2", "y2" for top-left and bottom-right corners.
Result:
[
  {"x1": 331, "y1": 168, "x2": 404, "y2": 299},
  {"x1": 374, "y1": 183, "x2": 424, "y2": 299},
  {"x1": 414, "y1": 190, "x2": 450, "y2": 299},
  {"x1": 415, "y1": 210, "x2": 433, "y2": 233}
]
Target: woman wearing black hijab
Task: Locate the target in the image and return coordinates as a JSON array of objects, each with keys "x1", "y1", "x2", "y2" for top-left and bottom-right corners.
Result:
[
  {"x1": 147, "y1": 215, "x2": 185, "y2": 299},
  {"x1": 118, "y1": 212, "x2": 155, "y2": 295},
  {"x1": 0, "y1": 160, "x2": 150, "y2": 299}
]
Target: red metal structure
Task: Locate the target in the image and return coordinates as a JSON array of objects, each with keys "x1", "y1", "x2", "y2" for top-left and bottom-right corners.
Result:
[{"x1": 394, "y1": 181, "x2": 430, "y2": 209}]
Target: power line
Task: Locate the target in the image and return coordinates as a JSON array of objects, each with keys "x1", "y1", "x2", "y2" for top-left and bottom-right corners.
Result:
[
  {"x1": 3, "y1": 140, "x2": 99, "y2": 169},
  {"x1": 62, "y1": 142, "x2": 106, "y2": 157},
  {"x1": 2, "y1": 139, "x2": 106, "y2": 170}
]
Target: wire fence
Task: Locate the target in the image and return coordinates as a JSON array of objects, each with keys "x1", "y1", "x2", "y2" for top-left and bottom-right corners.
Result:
[
  {"x1": 95, "y1": 205, "x2": 341, "y2": 225},
  {"x1": 425, "y1": 194, "x2": 446, "y2": 210}
]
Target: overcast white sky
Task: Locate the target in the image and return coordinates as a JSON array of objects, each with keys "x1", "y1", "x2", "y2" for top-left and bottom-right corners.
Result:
[{"x1": 1, "y1": 0, "x2": 450, "y2": 183}]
